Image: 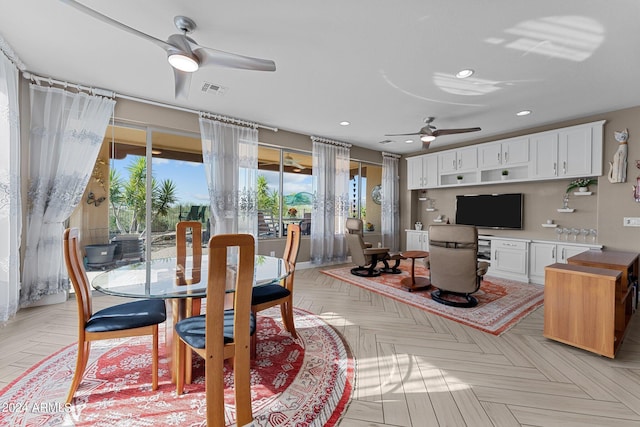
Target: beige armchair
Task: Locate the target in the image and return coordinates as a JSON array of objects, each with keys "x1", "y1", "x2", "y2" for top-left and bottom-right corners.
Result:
[
  {"x1": 427, "y1": 224, "x2": 490, "y2": 307},
  {"x1": 345, "y1": 219, "x2": 392, "y2": 277},
  {"x1": 346, "y1": 218, "x2": 373, "y2": 248}
]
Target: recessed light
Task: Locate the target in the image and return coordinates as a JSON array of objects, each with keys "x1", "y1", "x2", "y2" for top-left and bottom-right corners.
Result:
[
  {"x1": 516, "y1": 110, "x2": 532, "y2": 116},
  {"x1": 456, "y1": 69, "x2": 474, "y2": 79},
  {"x1": 339, "y1": 121, "x2": 350, "y2": 126},
  {"x1": 405, "y1": 139, "x2": 414, "y2": 144}
]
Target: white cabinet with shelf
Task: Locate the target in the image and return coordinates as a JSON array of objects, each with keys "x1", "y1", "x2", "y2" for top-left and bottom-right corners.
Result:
[
  {"x1": 488, "y1": 238, "x2": 529, "y2": 282},
  {"x1": 407, "y1": 154, "x2": 438, "y2": 189},
  {"x1": 529, "y1": 241, "x2": 602, "y2": 284},
  {"x1": 406, "y1": 230, "x2": 429, "y2": 251}
]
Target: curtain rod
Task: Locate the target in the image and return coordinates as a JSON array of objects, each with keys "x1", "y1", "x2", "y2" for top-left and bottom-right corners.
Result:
[
  {"x1": 0, "y1": 35, "x2": 26, "y2": 71},
  {"x1": 310, "y1": 136, "x2": 352, "y2": 148},
  {"x1": 22, "y1": 71, "x2": 278, "y2": 132}
]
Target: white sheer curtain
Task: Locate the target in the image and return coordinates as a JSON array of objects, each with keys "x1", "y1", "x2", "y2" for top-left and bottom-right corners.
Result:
[
  {"x1": 0, "y1": 51, "x2": 21, "y2": 322},
  {"x1": 199, "y1": 117, "x2": 258, "y2": 237},
  {"x1": 381, "y1": 152, "x2": 400, "y2": 252},
  {"x1": 310, "y1": 137, "x2": 351, "y2": 265},
  {"x1": 21, "y1": 85, "x2": 115, "y2": 305}
]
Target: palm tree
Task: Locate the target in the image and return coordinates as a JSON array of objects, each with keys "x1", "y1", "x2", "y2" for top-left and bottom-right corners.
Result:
[{"x1": 109, "y1": 157, "x2": 177, "y2": 235}]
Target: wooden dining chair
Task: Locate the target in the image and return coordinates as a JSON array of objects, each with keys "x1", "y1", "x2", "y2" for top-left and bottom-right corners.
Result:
[
  {"x1": 63, "y1": 228, "x2": 167, "y2": 405},
  {"x1": 250, "y1": 223, "x2": 301, "y2": 358},
  {"x1": 174, "y1": 233, "x2": 256, "y2": 427},
  {"x1": 174, "y1": 221, "x2": 203, "y2": 383}
]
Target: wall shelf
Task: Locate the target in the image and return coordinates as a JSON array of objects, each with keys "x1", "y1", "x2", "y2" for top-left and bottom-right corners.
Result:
[
  {"x1": 542, "y1": 223, "x2": 558, "y2": 228},
  {"x1": 426, "y1": 208, "x2": 436, "y2": 212},
  {"x1": 557, "y1": 208, "x2": 575, "y2": 213},
  {"x1": 573, "y1": 191, "x2": 593, "y2": 196}
]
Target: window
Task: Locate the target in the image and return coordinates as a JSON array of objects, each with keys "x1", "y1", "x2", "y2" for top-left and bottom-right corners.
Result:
[
  {"x1": 108, "y1": 125, "x2": 207, "y2": 262},
  {"x1": 257, "y1": 146, "x2": 312, "y2": 238},
  {"x1": 349, "y1": 161, "x2": 382, "y2": 233}
]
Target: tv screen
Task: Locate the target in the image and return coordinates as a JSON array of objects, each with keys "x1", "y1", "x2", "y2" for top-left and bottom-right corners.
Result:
[{"x1": 455, "y1": 193, "x2": 523, "y2": 229}]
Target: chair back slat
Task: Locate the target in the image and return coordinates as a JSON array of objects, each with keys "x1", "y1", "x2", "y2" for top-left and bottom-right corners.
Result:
[
  {"x1": 176, "y1": 221, "x2": 202, "y2": 285},
  {"x1": 63, "y1": 228, "x2": 93, "y2": 327},
  {"x1": 205, "y1": 233, "x2": 255, "y2": 425},
  {"x1": 283, "y1": 224, "x2": 301, "y2": 291}
]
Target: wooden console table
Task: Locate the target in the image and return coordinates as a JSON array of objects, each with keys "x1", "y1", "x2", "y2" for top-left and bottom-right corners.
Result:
[{"x1": 544, "y1": 249, "x2": 638, "y2": 358}]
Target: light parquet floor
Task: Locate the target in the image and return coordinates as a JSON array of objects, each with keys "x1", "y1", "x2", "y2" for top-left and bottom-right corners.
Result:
[{"x1": 2, "y1": 265, "x2": 640, "y2": 426}]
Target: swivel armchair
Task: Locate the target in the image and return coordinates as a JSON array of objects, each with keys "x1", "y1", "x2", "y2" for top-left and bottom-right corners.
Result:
[
  {"x1": 427, "y1": 224, "x2": 490, "y2": 308},
  {"x1": 345, "y1": 218, "x2": 401, "y2": 276}
]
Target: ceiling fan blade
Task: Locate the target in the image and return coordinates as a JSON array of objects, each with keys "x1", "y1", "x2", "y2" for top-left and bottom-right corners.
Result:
[
  {"x1": 385, "y1": 132, "x2": 421, "y2": 137},
  {"x1": 192, "y1": 44, "x2": 276, "y2": 71},
  {"x1": 173, "y1": 68, "x2": 192, "y2": 99},
  {"x1": 60, "y1": 0, "x2": 172, "y2": 51},
  {"x1": 432, "y1": 127, "x2": 481, "y2": 136}
]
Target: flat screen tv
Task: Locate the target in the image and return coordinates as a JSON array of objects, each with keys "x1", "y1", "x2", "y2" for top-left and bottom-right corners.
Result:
[{"x1": 455, "y1": 193, "x2": 523, "y2": 230}]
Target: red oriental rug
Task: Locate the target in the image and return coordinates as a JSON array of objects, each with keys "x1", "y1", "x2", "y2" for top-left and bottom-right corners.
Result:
[
  {"x1": 0, "y1": 307, "x2": 353, "y2": 427},
  {"x1": 322, "y1": 260, "x2": 543, "y2": 335}
]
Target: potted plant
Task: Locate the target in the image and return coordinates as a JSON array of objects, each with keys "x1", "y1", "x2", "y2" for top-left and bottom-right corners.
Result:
[
  {"x1": 456, "y1": 175, "x2": 463, "y2": 184},
  {"x1": 501, "y1": 170, "x2": 509, "y2": 180},
  {"x1": 566, "y1": 177, "x2": 597, "y2": 193}
]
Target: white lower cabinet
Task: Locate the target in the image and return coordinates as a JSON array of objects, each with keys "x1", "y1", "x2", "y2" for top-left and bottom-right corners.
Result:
[
  {"x1": 529, "y1": 242, "x2": 598, "y2": 284},
  {"x1": 405, "y1": 230, "x2": 429, "y2": 251},
  {"x1": 488, "y1": 238, "x2": 529, "y2": 282}
]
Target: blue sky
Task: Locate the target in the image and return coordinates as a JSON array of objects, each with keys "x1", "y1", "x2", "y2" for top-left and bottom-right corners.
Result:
[{"x1": 112, "y1": 156, "x2": 313, "y2": 205}]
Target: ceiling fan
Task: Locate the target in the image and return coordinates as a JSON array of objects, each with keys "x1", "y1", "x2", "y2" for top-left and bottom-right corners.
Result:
[
  {"x1": 60, "y1": 0, "x2": 276, "y2": 99},
  {"x1": 284, "y1": 154, "x2": 305, "y2": 170},
  {"x1": 386, "y1": 117, "x2": 481, "y2": 150}
]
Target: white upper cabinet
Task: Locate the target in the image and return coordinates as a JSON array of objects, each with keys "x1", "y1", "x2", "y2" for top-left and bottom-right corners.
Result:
[
  {"x1": 479, "y1": 137, "x2": 529, "y2": 169},
  {"x1": 407, "y1": 154, "x2": 438, "y2": 189},
  {"x1": 530, "y1": 121, "x2": 604, "y2": 179},
  {"x1": 438, "y1": 146, "x2": 477, "y2": 174}
]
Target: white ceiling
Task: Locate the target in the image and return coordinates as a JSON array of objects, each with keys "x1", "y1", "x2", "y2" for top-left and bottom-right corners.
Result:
[{"x1": 2, "y1": 0, "x2": 639, "y2": 154}]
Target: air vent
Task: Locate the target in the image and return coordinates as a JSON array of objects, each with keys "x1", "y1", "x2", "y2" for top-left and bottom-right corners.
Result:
[
  {"x1": 201, "y1": 82, "x2": 227, "y2": 95},
  {"x1": 378, "y1": 139, "x2": 393, "y2": 145}
]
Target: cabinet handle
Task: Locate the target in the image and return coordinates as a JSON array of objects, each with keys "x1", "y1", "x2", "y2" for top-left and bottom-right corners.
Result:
[
  {"x1": 494, "y1": 251, "x2": 498, "y2": 261},
  {"x1": 552, "y1": 247, "x2": 556, "y2": 259},
  {"x1": 458, "y1": 158, "x2": 462, "y2": 168},
  {"x1": 503, "y1": 242, "x2": 517, "y2": 247},
  {"x1": 563, "y1": 161, "x2": 566, "y2": 174},
  {"x1": 553, "y1": 162, "x2": 557, "y2": 175},
  {"x1": 452, "y1": 159, "x2": 456, "y2": 168},
  {"x1": 561, "y1": 248, "x2": 565, "y2": 261},
  {"x1": 505, "y1": 151, "x2": 509, "y2": 163},
  {"x1": 498, "y1": 152, "x2": 501, "y2": 163}
]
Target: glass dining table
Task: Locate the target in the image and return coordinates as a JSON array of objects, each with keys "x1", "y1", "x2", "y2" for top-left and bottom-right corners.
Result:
[{"x1": 91, "y1": 254, "x2": 289, "y2": 300}]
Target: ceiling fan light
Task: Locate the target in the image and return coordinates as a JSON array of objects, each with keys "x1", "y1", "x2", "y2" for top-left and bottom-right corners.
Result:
[
  {"x1": 421, "y1": 135, "x2": 436, "y2": 142},
  {"x1": 456, "y1": 69, "x2": 474, "y2": 79},
  {"x1": 168, "y1": 52, "x2": 199, "y2": 72}
]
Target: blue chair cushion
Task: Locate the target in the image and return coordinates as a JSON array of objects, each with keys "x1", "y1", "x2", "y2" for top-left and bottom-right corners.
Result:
[
  {"x1": 251, "y1": 284, "x2": 291, "y2": 305},
  {"x1": 85, "y1": 299, "x2": 167, "y2": 333},
  {"x1": 174, "y1": 310, "x2": 256, "y2": 349}
]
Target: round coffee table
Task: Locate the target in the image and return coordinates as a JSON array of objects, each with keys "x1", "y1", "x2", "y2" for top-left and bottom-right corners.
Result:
[{"x1": 399, "y1": 250, "x2": 431, "y2": 292}]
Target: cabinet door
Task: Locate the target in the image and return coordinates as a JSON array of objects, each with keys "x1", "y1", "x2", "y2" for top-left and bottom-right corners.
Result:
[
  {"x1": 530, "y1": 242, "x2": 557, "y2": 280},
  {"x1": 479, "y1": 143, "x2": 502, "y2": 169},
  {"x1": 457, "y1": 146, "x2": 478, "y2": 171},
  {"x1": 406, "y1": 231, "x2": 423, "y2": 251},
  {"x1": 406, "y1": 156, "x2": 424, "y2": 190},
  {"x1": 503, "y1": 137, "x2": 529, "y2": 165},
  {"x1": 559, "y1": 127, "x2": 592, "y2": 177},
  {"x1": 424, "y1": 155, "x2": 438, "y2": 188},
  {"x1": 530, "y1": 133, "x2": 559, "y2": 178},
  {"x1": 557, "y1": 244, "x2": 589, "y2": 263},
  {"x1": 438, "y1": 151, "x2": 458, "y2": 174},
  {"x1": 491, "y1": 239, "x2": 528, "y2": 276}
]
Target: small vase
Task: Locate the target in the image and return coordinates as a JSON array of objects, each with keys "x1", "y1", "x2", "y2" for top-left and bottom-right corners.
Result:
[
  {"x1": 457, "y1": 179, "x2": 463, "y2": 184},
  {"x1": 578, "y1": 187, "x2": 588, "y2": 192},
  {"x1": 501, "y1": 175, "x2": 508, "y2": 181}
]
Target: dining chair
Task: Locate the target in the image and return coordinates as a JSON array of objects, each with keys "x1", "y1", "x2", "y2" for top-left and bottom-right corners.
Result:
[
  {"x1": 63, "y1": 228, "x2": 167, "y2": 405},
  {"x1": 175, "y1": 233, "x2": 256, "y2": 427},
  {"x1": 251, "y1": 223, "x2": 301, "y2": 358},
  {"x1": 174, "y1": 221, "x2": 203, "y2": 383}
]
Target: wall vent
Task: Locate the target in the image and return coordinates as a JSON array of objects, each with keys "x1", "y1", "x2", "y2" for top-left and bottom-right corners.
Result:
[
  {"x1": 378, "y1": 139, "x2": 393, "y2": 145},
  {"x1": 201, "y1": 82, "x2": 227, "y2": 95}
]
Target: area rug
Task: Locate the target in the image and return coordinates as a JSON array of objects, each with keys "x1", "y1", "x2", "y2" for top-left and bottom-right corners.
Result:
[
  {"x1": 0, "y1": 307, "x2": 354, "y2": 427},
  {"x1": 322, "y1": 260, "x2": 543, "y2": 335}
]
